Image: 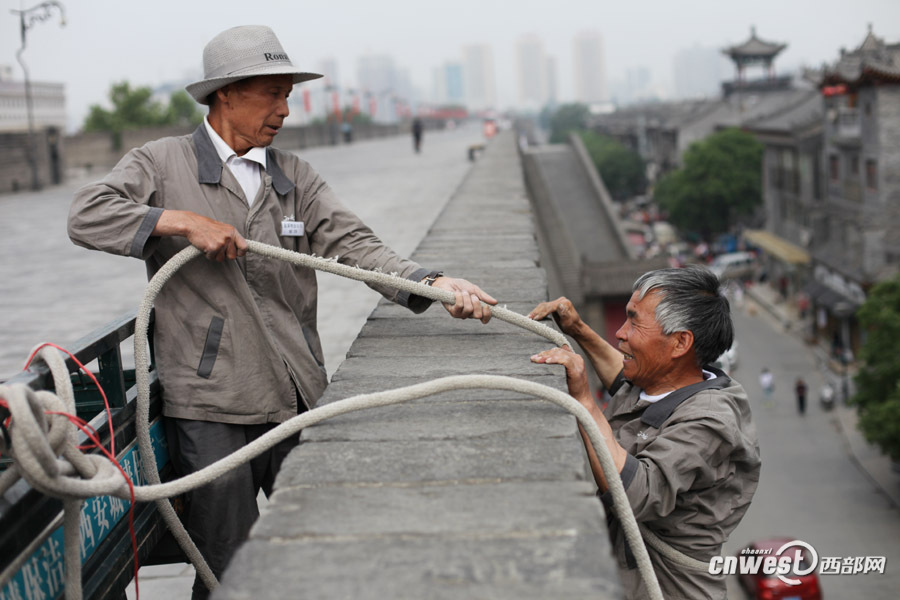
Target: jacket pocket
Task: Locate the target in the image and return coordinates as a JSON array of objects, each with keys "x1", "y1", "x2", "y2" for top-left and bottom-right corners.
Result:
[{"x1": 197, "y1": 316, "x2": 225, "y2": 379}]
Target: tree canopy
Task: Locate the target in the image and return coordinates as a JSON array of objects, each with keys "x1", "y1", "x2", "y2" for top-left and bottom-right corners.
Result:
[
  {"x1": 548, "y1": 103, "x2": 589, "y2": 144},
  {"x1": 83, "y1": 81, "x2": 204, "y2": 146},
  {"x1": 853, "y1": 276, "x2": 900, "y2": 461},
  {"x1": 653, "y1": 128, "x2": 763, "y2": 242},
  {"x1": 579, "y1": 131, "x2": 646, "y2": 201}
]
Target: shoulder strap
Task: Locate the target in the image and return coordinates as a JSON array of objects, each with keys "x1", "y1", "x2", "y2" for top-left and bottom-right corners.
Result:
[{"x1": 640, "y1": 366, "x2": 731, "y2": 428}]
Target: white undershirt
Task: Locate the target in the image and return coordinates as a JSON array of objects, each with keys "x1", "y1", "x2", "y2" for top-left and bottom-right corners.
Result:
[
  {"x1": 639, "y1": 369, "x2": 717, "y2": 403},
  {"x1": 204, "y1": 116, "x2": 267, "y2": 206}
]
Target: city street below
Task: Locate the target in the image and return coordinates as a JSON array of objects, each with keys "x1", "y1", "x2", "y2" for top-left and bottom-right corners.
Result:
[{"x1": 724, "y1": 294, "x2": 900, "y2": 598}]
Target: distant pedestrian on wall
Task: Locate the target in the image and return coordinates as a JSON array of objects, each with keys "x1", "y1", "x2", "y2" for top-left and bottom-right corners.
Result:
[
  {"x1": 795, "y1": 377, "x2": 807, "y2": 415},
  {"x1": 412, "y1": 118, "x2": 423, "y2": 153},
  {"x1": 759, "y1": 367, "x2": 774, "y2": 406}
]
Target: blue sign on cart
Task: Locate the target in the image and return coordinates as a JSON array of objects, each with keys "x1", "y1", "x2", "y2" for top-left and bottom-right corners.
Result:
[{"x1": 0, "y1": 420, "x2": 168, "y2": 600}]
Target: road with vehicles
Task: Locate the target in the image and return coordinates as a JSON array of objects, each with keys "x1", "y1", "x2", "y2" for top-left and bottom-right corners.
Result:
[{"x1": 723, "y1": 299, "x2": 900, "y2": 599}]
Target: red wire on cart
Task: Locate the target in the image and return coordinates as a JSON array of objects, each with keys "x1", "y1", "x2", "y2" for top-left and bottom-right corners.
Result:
[{"x1": 4, "y1": 342, "x2": 143, "y2": 599}]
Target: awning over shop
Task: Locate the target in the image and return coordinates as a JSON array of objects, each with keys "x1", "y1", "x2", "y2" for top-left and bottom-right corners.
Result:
[
  {"x1": 742, "y1": 229, "x2": 810, "y2": 265},
  {"x1": 804, "y1": 280, "x2": 860, "y2": 317}
]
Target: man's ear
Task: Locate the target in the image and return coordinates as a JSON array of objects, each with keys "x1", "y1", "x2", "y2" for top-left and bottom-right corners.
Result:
[
  {"x1": 215, "y1": 84, "x2": 235, "y2": 108},
  {"x1": 670, "y1": 330, "x2": 694, "y2": 359}
]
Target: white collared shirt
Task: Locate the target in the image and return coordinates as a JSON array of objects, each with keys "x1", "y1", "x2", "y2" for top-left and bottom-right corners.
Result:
[
  {"x1": 204, "y1": 116, "x2": 267, "y2": 206},
  {"x1": 639, "y1": 369, "x2": 718, "y2": 404}
]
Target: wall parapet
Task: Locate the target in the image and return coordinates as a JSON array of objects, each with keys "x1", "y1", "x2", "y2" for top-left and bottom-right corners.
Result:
[{"x1": 215, "y1": 130, "x2": 621, "y2": 599}]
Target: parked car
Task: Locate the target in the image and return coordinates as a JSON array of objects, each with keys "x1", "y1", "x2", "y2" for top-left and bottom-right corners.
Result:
[
  {"x1": 736, "y1": 538, "x2": 822, "y2": 600},
  {"x1": 709, "y1": 251, "x2": 756, "y2": 281}
]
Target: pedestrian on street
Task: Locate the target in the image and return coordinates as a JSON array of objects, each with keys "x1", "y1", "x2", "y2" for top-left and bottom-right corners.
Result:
[
  {"x1": 68, "y1": 25, "x2": 497, "y2": 599},
  {"x1": 819, "y1": 380, "x2": 835, "y2": 411},
  {"x1": 528, "y1": 265, "x2": 761, "y2": 599},
  {"x1": 795, "y1": 377, "x2": 808, "y2": 415},
  {"x1": 760, "y1": 367, "x2": 775, "y2": 406}
]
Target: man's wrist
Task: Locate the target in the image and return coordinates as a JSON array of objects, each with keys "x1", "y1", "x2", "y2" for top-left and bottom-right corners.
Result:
[
  {"x1": 421, "y1": 271, "x2": 444, "y2": 286},
  {"x1": 569, "y1": 318, "x2": 590, "y2": 341},
  {"x1": 155, "y1": 209, "x2": 191, "y2": 237}
]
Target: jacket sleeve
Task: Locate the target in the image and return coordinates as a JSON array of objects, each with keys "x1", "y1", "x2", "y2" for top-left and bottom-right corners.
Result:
[
  {"x1": 68, "y1": 145, "x2": 164, "y2": 260},
  {"x1": 613, "y1": 414, "x2": 733, "y2": 523},
  {"x1": 299, "y1": 169, "x2": 433, "y2": 312}
]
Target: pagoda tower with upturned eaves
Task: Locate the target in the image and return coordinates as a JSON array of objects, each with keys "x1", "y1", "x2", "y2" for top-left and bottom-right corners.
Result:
[{"x1": 721, "y1": 26, "x2": 791, "y2": 96}]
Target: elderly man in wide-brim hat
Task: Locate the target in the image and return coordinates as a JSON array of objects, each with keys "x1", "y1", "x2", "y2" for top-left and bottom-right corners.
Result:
[{"x1": 69, "y1": 25, "x2": 496, "y2": 598}]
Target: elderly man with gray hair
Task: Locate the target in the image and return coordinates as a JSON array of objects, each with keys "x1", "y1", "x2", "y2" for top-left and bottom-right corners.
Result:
[
  {"x1": 530, "y1": 264, "x2": 760, "y2": 599},
  {"x1": 69, "y1": 25, "x2": 496, "y2": 599}
]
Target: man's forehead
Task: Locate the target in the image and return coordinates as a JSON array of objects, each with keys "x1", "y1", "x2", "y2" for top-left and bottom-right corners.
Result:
[{"x1": 626, "y1": 290, "x2": 661, "y2": 316}]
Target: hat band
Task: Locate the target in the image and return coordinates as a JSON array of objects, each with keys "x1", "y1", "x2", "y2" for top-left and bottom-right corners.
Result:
[{"x1": 207, "y1": 52, "x2": 294, "y2": 79}]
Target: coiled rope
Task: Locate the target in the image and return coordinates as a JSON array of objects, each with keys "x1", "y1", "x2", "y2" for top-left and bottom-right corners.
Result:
[{"x1": 1, "y1": 241, "x2": 710, "y2": 600}]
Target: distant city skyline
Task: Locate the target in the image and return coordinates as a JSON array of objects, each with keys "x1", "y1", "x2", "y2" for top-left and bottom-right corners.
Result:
[
  {"x1": 515, "y1": 33, "x2": 552, "y2": 111},
  {"x1": 0, "y1": 0, "x2": 897, "y2": 130},
  {"x1": 462, "y1": 44, "x2": 497, "y2": 112},
  {"x1": 573, "y1": 30, "x2": 607, "y2": 104}
]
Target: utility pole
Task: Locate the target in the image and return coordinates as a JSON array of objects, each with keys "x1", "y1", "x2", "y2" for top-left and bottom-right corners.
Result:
[{"x1": 11, "y1": 1, "x2": 66, "y2": 191}]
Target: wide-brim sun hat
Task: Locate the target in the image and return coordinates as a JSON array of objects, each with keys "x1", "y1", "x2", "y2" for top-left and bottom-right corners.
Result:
[{"x1": 186, "y1": 25, "x2": 322, "y2": 105}]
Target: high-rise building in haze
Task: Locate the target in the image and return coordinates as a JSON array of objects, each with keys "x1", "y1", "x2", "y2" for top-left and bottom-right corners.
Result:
[
  {"x1": 357, "y1": 54, "x2": 398, "y2": 96},
  {"x1": 546, "y1": 56, "x2": 559, "y2": 108},
  {"x1": 357, "y1": 54, "x2": 404, "y2": 122},
  {"x1": 516, "y1": 34, "x2": 551, "y2": 111},
  {"x1": 573, "y1": 30, "x2": 607, "y2": 104},
  {"x1": 462, "y1": 44, "x2": 497, "y2": 112},
  {"x1": 673, "y1": 45, "x2": 730, "y2": 99},
  {"x1": 317, "y1": 57, "x2": 340, "y2": 88},
  {"x1": 432, "y1": 62, "x2": 465, "y2": 105}
]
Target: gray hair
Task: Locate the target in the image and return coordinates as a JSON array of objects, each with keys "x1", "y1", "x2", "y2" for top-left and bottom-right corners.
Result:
[{"x1": 633, "y1": 264, "x2": 734, "y2": 367}]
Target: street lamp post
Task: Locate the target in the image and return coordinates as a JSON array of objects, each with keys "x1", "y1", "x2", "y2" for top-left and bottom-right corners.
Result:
[{"x1": 10, "y1": 1, "x2": 66, "y2": 191}]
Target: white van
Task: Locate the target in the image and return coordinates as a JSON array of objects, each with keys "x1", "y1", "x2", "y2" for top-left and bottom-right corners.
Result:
[{"x1": 709, "y1": 252, "x2": 756, "y2": 281}]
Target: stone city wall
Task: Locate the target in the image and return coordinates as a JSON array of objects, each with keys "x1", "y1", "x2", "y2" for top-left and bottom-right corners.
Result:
[
  {"x1": 215, "y1": 130, "x2": 622, "y2": 599},
  {"x1": 0, "y1": 122, "x2": 404, "y2": 194}
]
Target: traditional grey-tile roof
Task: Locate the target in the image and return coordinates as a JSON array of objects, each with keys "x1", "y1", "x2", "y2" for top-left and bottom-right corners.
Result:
[
  {"x1": 723, "y1": 27, "x2": 787, "y2": 60},
  {"x1": 822, "y1": 26, "x2": 900, "y2": 84},
  {"x1": 742, "y1": 89, "x2": 824, "y2": 135}
]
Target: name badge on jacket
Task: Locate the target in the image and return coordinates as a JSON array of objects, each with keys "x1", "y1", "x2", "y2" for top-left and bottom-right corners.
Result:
[{"x1": 281, "y1": 216, "x2": 305, "y2": 237}]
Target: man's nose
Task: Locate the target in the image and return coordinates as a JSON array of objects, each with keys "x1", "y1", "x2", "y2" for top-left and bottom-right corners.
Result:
[{"x1": 277, "y1": 96, "x2": 290, "y2": 117}]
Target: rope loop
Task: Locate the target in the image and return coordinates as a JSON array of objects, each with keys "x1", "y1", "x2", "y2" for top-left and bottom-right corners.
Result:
[{"x1": 0, "y1": 382, "x2": 128, "y2": 501}]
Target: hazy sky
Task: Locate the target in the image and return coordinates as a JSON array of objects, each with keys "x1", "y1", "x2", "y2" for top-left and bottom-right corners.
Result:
[{"x1": 2, "y1": 0, "x2": 899, "y2": 130}]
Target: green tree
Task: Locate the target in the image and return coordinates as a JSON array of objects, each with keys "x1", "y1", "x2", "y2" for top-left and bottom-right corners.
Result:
[
  {"x1": 579, "y1": 131, "x2": 646, "y2": 200},
  {"x1": 653, "y1": 128, "x2": 763, "y2": 241},
  {"x1": 167, "y1": 90, "x2": 204, "y2": 127},
  {"x1": 852, "y1": 276, "x2": 900, "y2": 461},
  {"x1": 548, "y1": 103, "x2": 589, "y2": 143},
  {"x1": 83, "y1": 82, "x2": 203, "y2": 147}
]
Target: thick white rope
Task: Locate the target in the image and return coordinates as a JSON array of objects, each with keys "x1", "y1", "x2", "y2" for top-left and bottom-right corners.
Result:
[
  {"x1": 3, "y1": 372, "x2": 667, "y2": 600},
  {"x1": 0, "y1": 241, "x2": 714, "y2": 600}
]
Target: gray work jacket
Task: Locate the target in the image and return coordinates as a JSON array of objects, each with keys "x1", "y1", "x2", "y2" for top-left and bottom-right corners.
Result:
[
  {"x1": 68, "y1": 126, "x2": 432, "y2": 424},
  {"x1": 599, "y1": 368, "x2": 761, "y2": 599}
]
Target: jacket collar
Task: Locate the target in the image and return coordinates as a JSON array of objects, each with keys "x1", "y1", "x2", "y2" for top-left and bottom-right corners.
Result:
[
  {"x1": 192, "y1": 125, "x2": 295, "y2": 196},
  {"x1": 639, "y1": 365, "x2": 731, "y2": 428}
]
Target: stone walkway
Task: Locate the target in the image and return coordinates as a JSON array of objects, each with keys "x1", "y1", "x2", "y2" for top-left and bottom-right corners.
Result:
[{"x1": 214, "y1": 131, "x2": 621, "y2": 599}]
